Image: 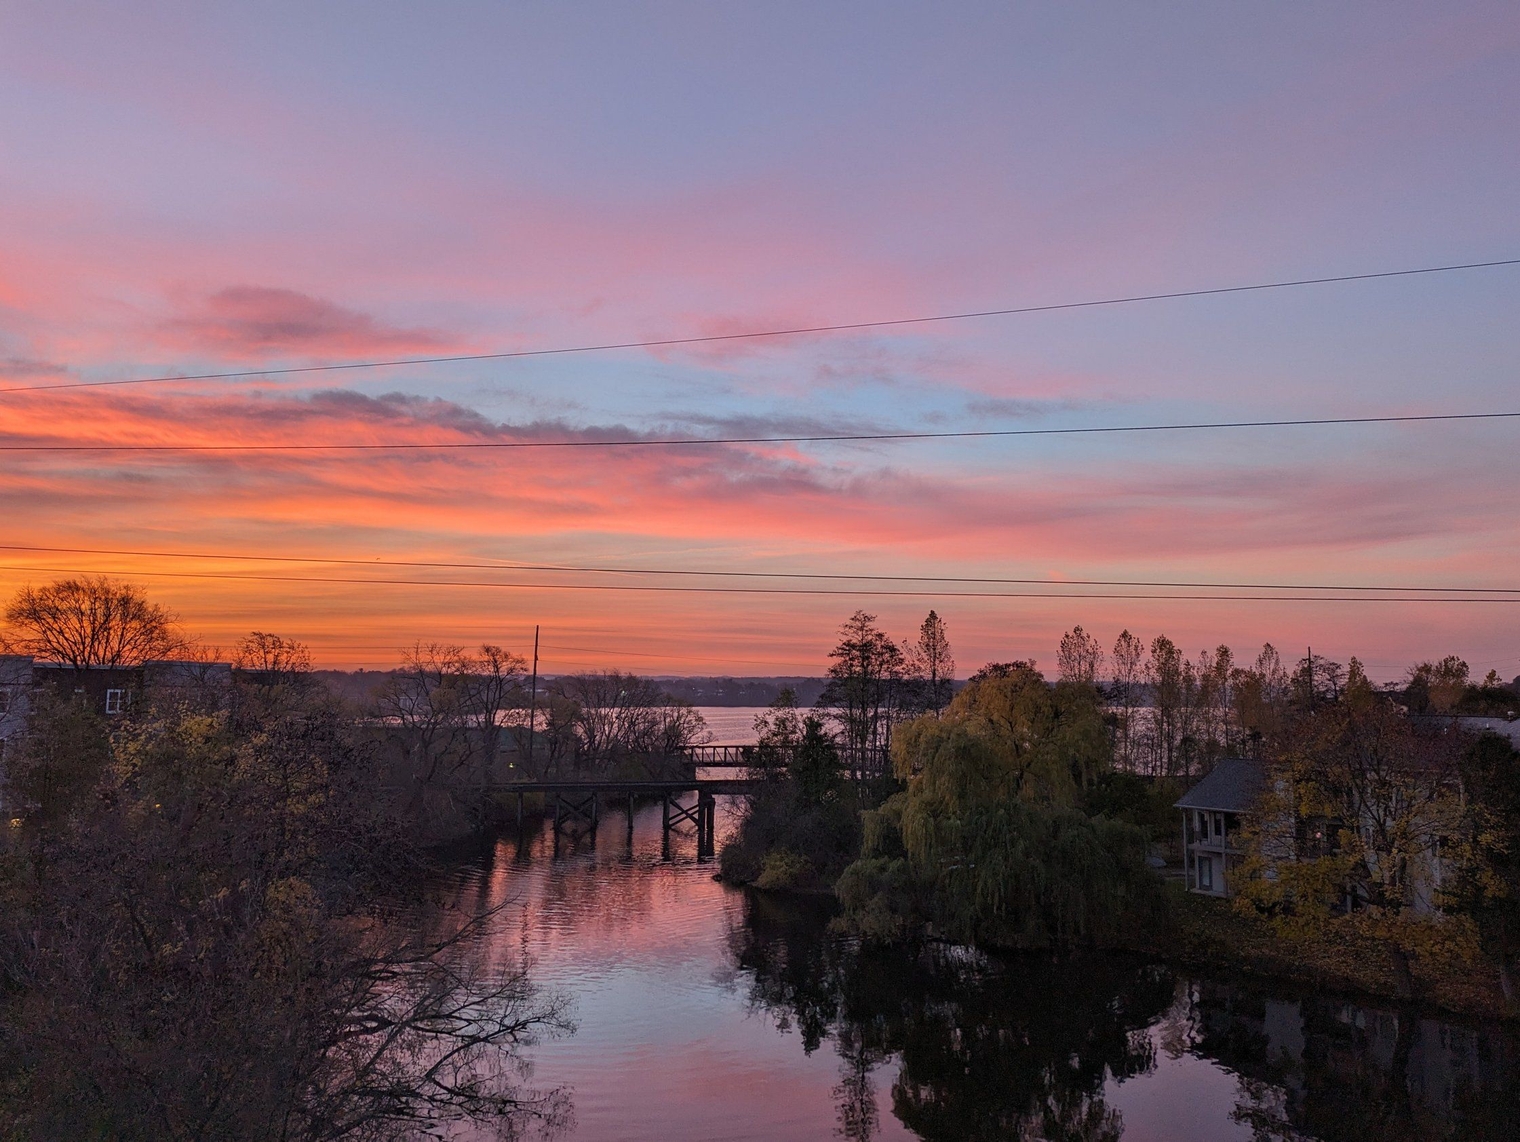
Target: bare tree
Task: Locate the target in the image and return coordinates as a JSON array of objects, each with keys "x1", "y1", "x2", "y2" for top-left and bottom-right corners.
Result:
[
  {"x1": 465, "y1": 644, "x2": 527, "y2": 779},
  {"x1": 816, "y1": 611, "x2": 905, "y2": 782},
  {"x1": 374, "y1": 643, "x2": 479, "y2": 794},
  {"x1": 1057, "y1": 625, "x2": 1104, "y2": 686},
  {"x1": 548, "y1": 672, "x2": 708, "y2": 774},
  {"x1": 906, "y1": 610, "x2": 955, "y2": 715},
  {"x1": 233, "y1": 630, "x2": 312, "y2": 677},
  {"x1": 3, "y1": 576, "x2": 183, "y2": 670}
]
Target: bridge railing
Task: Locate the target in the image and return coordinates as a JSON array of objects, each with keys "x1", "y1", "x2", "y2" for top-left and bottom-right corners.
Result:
[
  {"x1": 675, "y1": 744, "x2": 757, "y2": 767},
  {"x1": 673, "y1": 742, "x2": 892, "y2": 775}
]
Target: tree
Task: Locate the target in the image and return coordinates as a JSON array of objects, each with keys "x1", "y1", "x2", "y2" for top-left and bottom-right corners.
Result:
[
  {"x1": 1111, "y1": 630, "x2": 1145, "y2": 769},
  {"x1": 816, "y1": 611, "x2": 906, "y2": 782},
  {"x1": 897, "y1": 662, "x2": 1110, "y2": 802},
  {"x1": 374, "y1": 643, "x2": 533, "y2": 802},
  {"x1": 373, "y1": 643, "x2": 480, "y2": 794},
  {"x1": 1291, "y1": 650, "x2": 1346, "y2": 709},
  {"x1": 1143, "y1": 635, "x2": 1194, "y2": 778},
  {"x1": 463, "y1": 643, "x2": 527, "y2": 778},
  {"x1": 1195, "y1": 644, "x2": 1233, "y2": 762},
  {"x1": 748, "y1": 686, "x2": 805, "y2": 778},
  {"x1": 907, "y1": 610, "x2": 955, "y2": 715},
  {"x1": 1405, "y1": 655, "x2": 1471, "y2": 714},
  {"x1": 1057, "y1": 625, "x2": 1104, "y2": 686},
  {"x1": 1235, "y1": 667, "x2": 1475, "y2": 995},
  {"x1": 232, "y1": 630, "x2": 312, "y2": 677},
  {"x1": 549, "y1": 671, "x2": 707, "y2": 772},
  {"x1": 1455, "y1": 732, "x2": 1520, "y2": 1000},
  {"x1": 3, "y1": 576, "x2": 183, "y2": 669},
  {"x1": 0, "y1": 674, "x2": 568, "y2": 1139},
  {"x1": 232, "y1": 631, "x2": 315, "y2": 710},
  {"x1": 1228, "y1": 643, "x2": 1289, "y2": 751},
  {"x1": 840, "y1": 666, "x2": 1159, "y2": 949},
  {"x1": 720, "y1": 700, "x2": 856, "y2": 891}
]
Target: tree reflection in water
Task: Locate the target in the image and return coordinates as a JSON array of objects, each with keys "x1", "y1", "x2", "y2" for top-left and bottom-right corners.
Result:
[
  {"x1": 728, "y1": 892, "x2": 1520, "y2": 1142},
  {"x1": 729, "y1": 892, "x2": 1171, "y2": 1141}
]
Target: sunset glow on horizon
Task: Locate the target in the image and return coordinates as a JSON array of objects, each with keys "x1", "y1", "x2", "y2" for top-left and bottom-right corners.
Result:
[{"x1": 3, "y1": 2, "x2": 1519, "y2": 680}]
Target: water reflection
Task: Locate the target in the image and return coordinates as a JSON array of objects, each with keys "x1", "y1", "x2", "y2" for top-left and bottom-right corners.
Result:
[
  {"x1": 732, "y1": 893, "x2": 1171, "y2": 1141},
  {"x1": 436, "y1": 808, "x2": 1518, "y2": 1141},
  {"x1": 1181, "y1": 981, "x2": 1520, "y2": 1141},
  {"x1": 731, "y1": 889, "x2": 1520, "y2": 1142}
]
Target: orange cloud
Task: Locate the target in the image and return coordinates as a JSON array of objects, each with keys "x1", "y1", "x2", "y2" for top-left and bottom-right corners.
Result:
[{"x1": 2, "y1": 383, "x2": 1517, "y2": 678}]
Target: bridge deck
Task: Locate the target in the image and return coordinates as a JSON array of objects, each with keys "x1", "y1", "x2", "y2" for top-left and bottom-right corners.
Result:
[{"x1": 486, "y1": 779, "x2": 759, "y2": 795}]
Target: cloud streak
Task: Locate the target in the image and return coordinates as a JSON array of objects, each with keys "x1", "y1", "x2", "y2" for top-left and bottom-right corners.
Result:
[{"x1": 157, "y1": 286, "x2": 453, "y2": 360}]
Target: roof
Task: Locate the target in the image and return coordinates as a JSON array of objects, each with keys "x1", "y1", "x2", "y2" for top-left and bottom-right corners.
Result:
[{"x1": 1174, "y1": 757, "x2": 1265, "y2": 813}]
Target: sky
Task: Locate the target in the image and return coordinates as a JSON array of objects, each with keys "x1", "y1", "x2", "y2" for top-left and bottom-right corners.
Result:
[{"x1": 2, "y1": 1, "x2": 1519, "y2": 679}]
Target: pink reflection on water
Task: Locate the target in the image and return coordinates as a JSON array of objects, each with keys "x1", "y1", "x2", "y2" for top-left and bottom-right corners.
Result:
[{"x1": 436, "y1": 800, "x2": 918, "y2": 1142}]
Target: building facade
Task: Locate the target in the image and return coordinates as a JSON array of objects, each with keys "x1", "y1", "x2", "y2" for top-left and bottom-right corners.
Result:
[{"x1": 1175, "y1": 757, "x2": 1265, "y2": 897}]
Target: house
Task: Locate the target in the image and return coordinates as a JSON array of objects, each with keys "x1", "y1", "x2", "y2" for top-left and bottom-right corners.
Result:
[
  {"x1": 0, "y1": 657, "x2": 232, "y2": 745},
  {"x1": 0, "y1": 656, "x2": 233, "y2": 812},
  {"x1": 1175, "y1": 757, "x2": 1265, "y2": 897},
  {"x1": 0, "y1": 656, "x2": 34, "y2": 797}
]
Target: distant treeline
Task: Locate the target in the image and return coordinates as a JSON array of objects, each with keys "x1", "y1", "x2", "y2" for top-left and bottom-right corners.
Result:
[{"x1": 311, "y1": 670, "x2": 833, "y2": 708}]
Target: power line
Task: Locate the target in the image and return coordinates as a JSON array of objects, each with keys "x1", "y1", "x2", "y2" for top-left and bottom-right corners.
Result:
[
  {"x1": 3, "y1": 563, "x2": 1517, "y2": 602},
  {"x1": 2, "y1": 543, "x2": 1517, "y2": 595},
  {"x1": 3, "y1": 257, "x2": 1516, "y2": 397},
  {"x1": 4, "y1": 409, "x2": 1520, "y2": 453}
]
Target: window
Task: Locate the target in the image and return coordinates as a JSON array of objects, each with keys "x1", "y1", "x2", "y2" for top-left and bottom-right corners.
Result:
[
  {"x1": 1198, "y1": 811, "x2": 1210, "y2": 840},
  {"x1": 105, "y1": 688, "x2": 126, "y2": 715},
  {"x1": 1199, "y1": 857, "x2": 1214, "y2": 890},
  {"x1": 1214, "y1": 812, "x2": 1225, "y2": 839}
]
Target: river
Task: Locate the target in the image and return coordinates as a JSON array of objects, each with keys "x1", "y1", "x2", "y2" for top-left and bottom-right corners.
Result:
[{"x1": 432, "y1": 799, "x2": 1519, "y2": 1142}]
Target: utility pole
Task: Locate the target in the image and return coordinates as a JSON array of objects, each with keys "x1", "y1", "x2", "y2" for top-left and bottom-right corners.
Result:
[{"x1": 528, "y1": 625, "x2": 540, "y2": 769}]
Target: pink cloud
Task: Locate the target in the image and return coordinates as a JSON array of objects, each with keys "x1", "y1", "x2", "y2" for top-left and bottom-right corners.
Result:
[{"x1": 156, "y1": 286, "x2": 453, "y2": 360}]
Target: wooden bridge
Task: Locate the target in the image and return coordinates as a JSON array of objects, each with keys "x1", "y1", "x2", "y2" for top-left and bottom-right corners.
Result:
[{"x1": 488, "y1": 776, "x2": 764, "y2": 858}]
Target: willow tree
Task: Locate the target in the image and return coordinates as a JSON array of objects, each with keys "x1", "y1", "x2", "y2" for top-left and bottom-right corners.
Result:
[{"x1": 837, "y1": 665, "x2": 1164, "y2": 949}]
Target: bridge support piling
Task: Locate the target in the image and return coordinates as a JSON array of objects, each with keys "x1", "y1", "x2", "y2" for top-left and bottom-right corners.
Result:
[
  {"x1": 696, "y1": 790, "x2": 716, "y2": 859},
  {"x1": 516, "y1": 791, "x2": 524, "y2": 832},
  {"x1": 553, "y1": 792, "x2": 562, "y2": 834}
]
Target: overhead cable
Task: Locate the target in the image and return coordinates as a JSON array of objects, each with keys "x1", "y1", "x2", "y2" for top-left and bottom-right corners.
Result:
[
  {"x1": 3, "y1": 409, "x2": 1519, "y2": 452},
  {"x1": 3, "y1": 256, "x2": 1516, "y2": 396},
  {"x1": 1, "y1": 543, "x2": 1516, "y2": 595},
  {"x1": 3, "y1": 563, "x2": 1517, "y2": 603}
]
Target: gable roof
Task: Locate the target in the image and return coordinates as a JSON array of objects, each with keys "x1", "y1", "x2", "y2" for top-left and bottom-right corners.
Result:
[{"x1": 1174, "y1": 757, "x2": 1265, "y2": 813}]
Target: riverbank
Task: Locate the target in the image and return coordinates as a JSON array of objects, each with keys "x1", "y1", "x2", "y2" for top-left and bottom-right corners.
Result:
[{"x1": 1151, "y1": 886, "x2": 1518, "y2": 1021}]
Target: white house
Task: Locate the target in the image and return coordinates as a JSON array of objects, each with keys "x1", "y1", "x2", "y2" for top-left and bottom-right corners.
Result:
[{"x1": 1175, "y1": 757, "x2": 1265, "y2": 897}]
